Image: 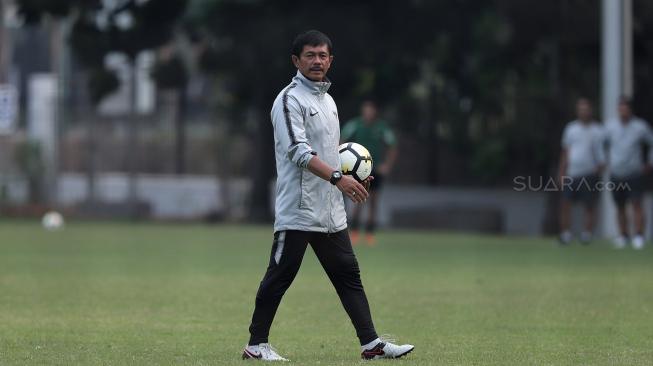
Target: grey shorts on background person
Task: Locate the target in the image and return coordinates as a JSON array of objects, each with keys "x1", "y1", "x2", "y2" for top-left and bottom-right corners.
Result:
[
  {"x1": 368, "y1": 169, "x2": 384, "y2": 192},
  {"x1": 610, "y1": 173, "x2": 643, "y2": 207},
  {"x1": 561, "y1": 174, "x2": 600, "y2": 207}
]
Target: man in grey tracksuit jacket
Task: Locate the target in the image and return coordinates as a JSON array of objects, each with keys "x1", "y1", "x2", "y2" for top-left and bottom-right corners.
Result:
[
  {"x1": 271, "y1": 70, "x2": 347, "y2": 234},
  {"x1": 243, "y1": 31, "x2": 414, "y2": 361}
]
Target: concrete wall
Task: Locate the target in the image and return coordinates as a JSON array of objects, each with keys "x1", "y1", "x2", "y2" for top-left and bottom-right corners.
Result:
[
  {"x1": 2, "y1": 173, "x2": 251, "y2": 220},
  {"x1": 364, "y1": 186, "x2": 548, "y2": 235},
  {"x1": 7, "y1": 172, "x2": 650, "y2": 237}
]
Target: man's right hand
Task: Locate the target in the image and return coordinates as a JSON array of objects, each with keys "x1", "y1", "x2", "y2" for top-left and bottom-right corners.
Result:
[
  {"x1": 362, "y1": 176, "x2": 374, "y2": 192},
  {"x1": 336, "y1": 175, "x2": 369, "y2": 203}
]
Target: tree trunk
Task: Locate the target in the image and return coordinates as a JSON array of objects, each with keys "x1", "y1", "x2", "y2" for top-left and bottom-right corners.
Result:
[
  {"x1": 0, "y1": 0, "x2": 9, "y2": 208},
  {"x1": 425, "y1": 94, "x2": 437, "y2": 184},
  {"x1": 248, "y1": 108, "x2": 275, "y2": 222},
  {"x1": 216, "y1": 115, "x2": 232, "y2": 220},
  {"x1": 0, "y1": 0, "x2": 9, "y2": 83},
  {"x1": 174, "y1": 88, "x2": 186, "y2": 175},
  {"x1": 86, "y1": 111, "x2": 97, "y2": 204}
]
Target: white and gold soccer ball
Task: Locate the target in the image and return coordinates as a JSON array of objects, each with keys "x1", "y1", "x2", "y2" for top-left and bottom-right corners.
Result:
[
  {"x1": 42, "y1": 211, "x2": 65, "y2": 231},
  {"x1": 338, "y1": 142, "x2": 373, "y2": 182}
]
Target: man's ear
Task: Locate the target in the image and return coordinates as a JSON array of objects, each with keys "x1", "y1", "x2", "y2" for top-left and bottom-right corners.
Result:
[{"x1": 291, "y1": 55, "x2": 299, "y2": 68}]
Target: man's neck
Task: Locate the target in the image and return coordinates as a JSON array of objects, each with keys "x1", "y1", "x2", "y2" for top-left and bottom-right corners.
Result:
[{"x1": 300, "y1": 71, "x2": 323, "y2": 82}]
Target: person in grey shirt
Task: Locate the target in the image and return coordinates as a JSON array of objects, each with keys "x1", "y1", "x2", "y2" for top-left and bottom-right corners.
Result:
[
  {"x1": 605, "y1": 96, "x2": 653, "y2": 249},
  {"x1": 242, "y1": 30, "x2": 414, "y2": 361},
  {"x1": 558, "y1": 98, "x2": 605, "y2": 245}
]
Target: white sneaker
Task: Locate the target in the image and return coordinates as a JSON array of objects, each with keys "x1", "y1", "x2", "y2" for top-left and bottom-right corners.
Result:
[
  {"x1": 361, "y1": 339, "x2": 414, "y2": 360},
  {"x1": 559, "y1": 231, "x2": 572, "y2": 245},
  {"x1": 242, "y1": 343, "x2": 289, "y2": 361},
  {"x1": 632, "y1": 235, "x2": 645, "y2": 250},
  {"x1": 613, "y1": 236, "x2": 627, "y2": 249}
]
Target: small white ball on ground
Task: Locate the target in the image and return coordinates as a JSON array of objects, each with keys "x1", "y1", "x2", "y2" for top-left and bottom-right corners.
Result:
[{"x1": 42, "y1": 211, "x2": 65, "y2": 231}]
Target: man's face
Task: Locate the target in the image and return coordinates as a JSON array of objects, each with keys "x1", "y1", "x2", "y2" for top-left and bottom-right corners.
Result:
[
  {"x1": 292, "y1": 44, "x2": 333, "y2": 82},
  {"x1": 576, "y1": 101, "x2": 592, "y2": 121},
  {"x1": 618, "y1": 102, "x2": 632, "y2": 120},
  {"x1": 361, "y1": 102, "x2": 377, "y2": 122}
]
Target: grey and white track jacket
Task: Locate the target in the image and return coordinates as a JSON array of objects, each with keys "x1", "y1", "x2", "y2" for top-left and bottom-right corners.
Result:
[{"x1": 271, "y1": 71, "x2": 347, "y2": 233}]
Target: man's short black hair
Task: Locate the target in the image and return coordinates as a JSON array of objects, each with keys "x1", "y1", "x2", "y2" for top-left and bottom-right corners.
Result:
[
  {"x1": 362, "y1": 98, "x2": 378, "y2": 109},
  {"x1": 576, "y1": 97, "x2": 591, "y2": 105},
  {"x1": 292, "y1": 30, "x2": 332, "y2": 57},
  {"x1": 619, "y1": 95, "x2": 632, "y2": 107}
]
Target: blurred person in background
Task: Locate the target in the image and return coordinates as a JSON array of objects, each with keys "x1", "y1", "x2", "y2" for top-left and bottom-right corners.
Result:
[
  {"x1": 341, "y1": 100, "x2": 398, "y2": 245},
  {"x1": 558, "y1": 98, "x2": 605, "y2": 245},
  {"x1": 605, "y1": 96, "x2": 653, "y2": 250}
]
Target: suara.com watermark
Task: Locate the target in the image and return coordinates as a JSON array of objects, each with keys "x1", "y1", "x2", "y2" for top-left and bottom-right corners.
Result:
[{"x1": 513, "y1": 176, "x2": 631, "y2": 192}]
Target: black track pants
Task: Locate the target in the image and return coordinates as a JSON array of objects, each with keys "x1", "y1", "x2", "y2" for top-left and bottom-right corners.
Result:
[{"x1": 247, "y1": 229, "x2": 378, "y2": 346}]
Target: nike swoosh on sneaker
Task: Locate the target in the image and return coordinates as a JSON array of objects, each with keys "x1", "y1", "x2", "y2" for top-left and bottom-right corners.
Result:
[
  {"x1": 242, "y1": 349, "x2": 262, "y2": 359},
  {"x1": 361, "y1": 342, "x2": 386, "y2": 359}
]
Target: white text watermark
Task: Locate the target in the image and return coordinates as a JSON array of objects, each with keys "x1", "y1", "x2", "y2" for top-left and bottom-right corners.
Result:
[{"x1": 513, "y1": 176, "x2": 631, "y2": 192}]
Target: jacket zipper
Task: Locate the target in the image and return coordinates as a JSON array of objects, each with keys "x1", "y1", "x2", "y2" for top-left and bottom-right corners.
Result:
[
  {"x1": 327, "y1": 187, "x2": 332, "y2": 233},
  {"x1": 298, "y1": 170, "x2": 304, "y2": 208}
]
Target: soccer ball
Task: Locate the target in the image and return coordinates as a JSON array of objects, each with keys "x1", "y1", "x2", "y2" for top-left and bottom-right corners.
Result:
[
  {"x1": 338, "y1": 142, "x2": 373, "y2": 182},
  {"x1": 42, "y1": 211, "x2": 65, "y2": 231}
]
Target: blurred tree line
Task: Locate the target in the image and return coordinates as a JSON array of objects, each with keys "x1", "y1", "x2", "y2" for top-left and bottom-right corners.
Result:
[{"x1": 13, "y1": 0, "x2": 653, "y2": 220}]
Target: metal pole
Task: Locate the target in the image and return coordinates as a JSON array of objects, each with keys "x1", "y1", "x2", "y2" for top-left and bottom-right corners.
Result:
[
  {"x1": 600, "y1": 0, "x2": 633, "y2": 239},
  {"x1": 600, "y1": 0, "x2": 623, "y2": 239},
  {"x1": 53, "y1": 15, "x2": 72, "y2": 207}
]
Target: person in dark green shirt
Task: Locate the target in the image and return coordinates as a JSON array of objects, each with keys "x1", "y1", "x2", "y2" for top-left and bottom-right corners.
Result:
[{"x1": 341, "y1": 100, "x2": 398, "y2": 245}]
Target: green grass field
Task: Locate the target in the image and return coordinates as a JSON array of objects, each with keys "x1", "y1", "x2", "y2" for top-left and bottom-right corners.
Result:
[{"x1": 1, "y1": 221, "x2": 652, "y2": 365}]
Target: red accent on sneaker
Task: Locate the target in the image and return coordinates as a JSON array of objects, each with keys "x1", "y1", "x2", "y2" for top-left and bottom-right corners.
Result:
[
  {"x1": 242, "y1": 349, "x2": 262, "y2": 359},
  {"x1": 361, "y1": 343, "x2": 386, "y2": 359}
]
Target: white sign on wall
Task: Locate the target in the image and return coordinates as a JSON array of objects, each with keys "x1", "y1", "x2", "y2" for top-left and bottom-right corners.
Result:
[
  {"x1": 98, "y1": 51, "x2": 156, "y2": 116},
  {"x1": 27, "y1": 74, "x2": 58, "y2": 145}
]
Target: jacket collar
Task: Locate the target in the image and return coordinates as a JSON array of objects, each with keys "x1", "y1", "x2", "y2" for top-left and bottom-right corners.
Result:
[{"x1": 294, "y1": 70, "x2": 331, "y2": 95}]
